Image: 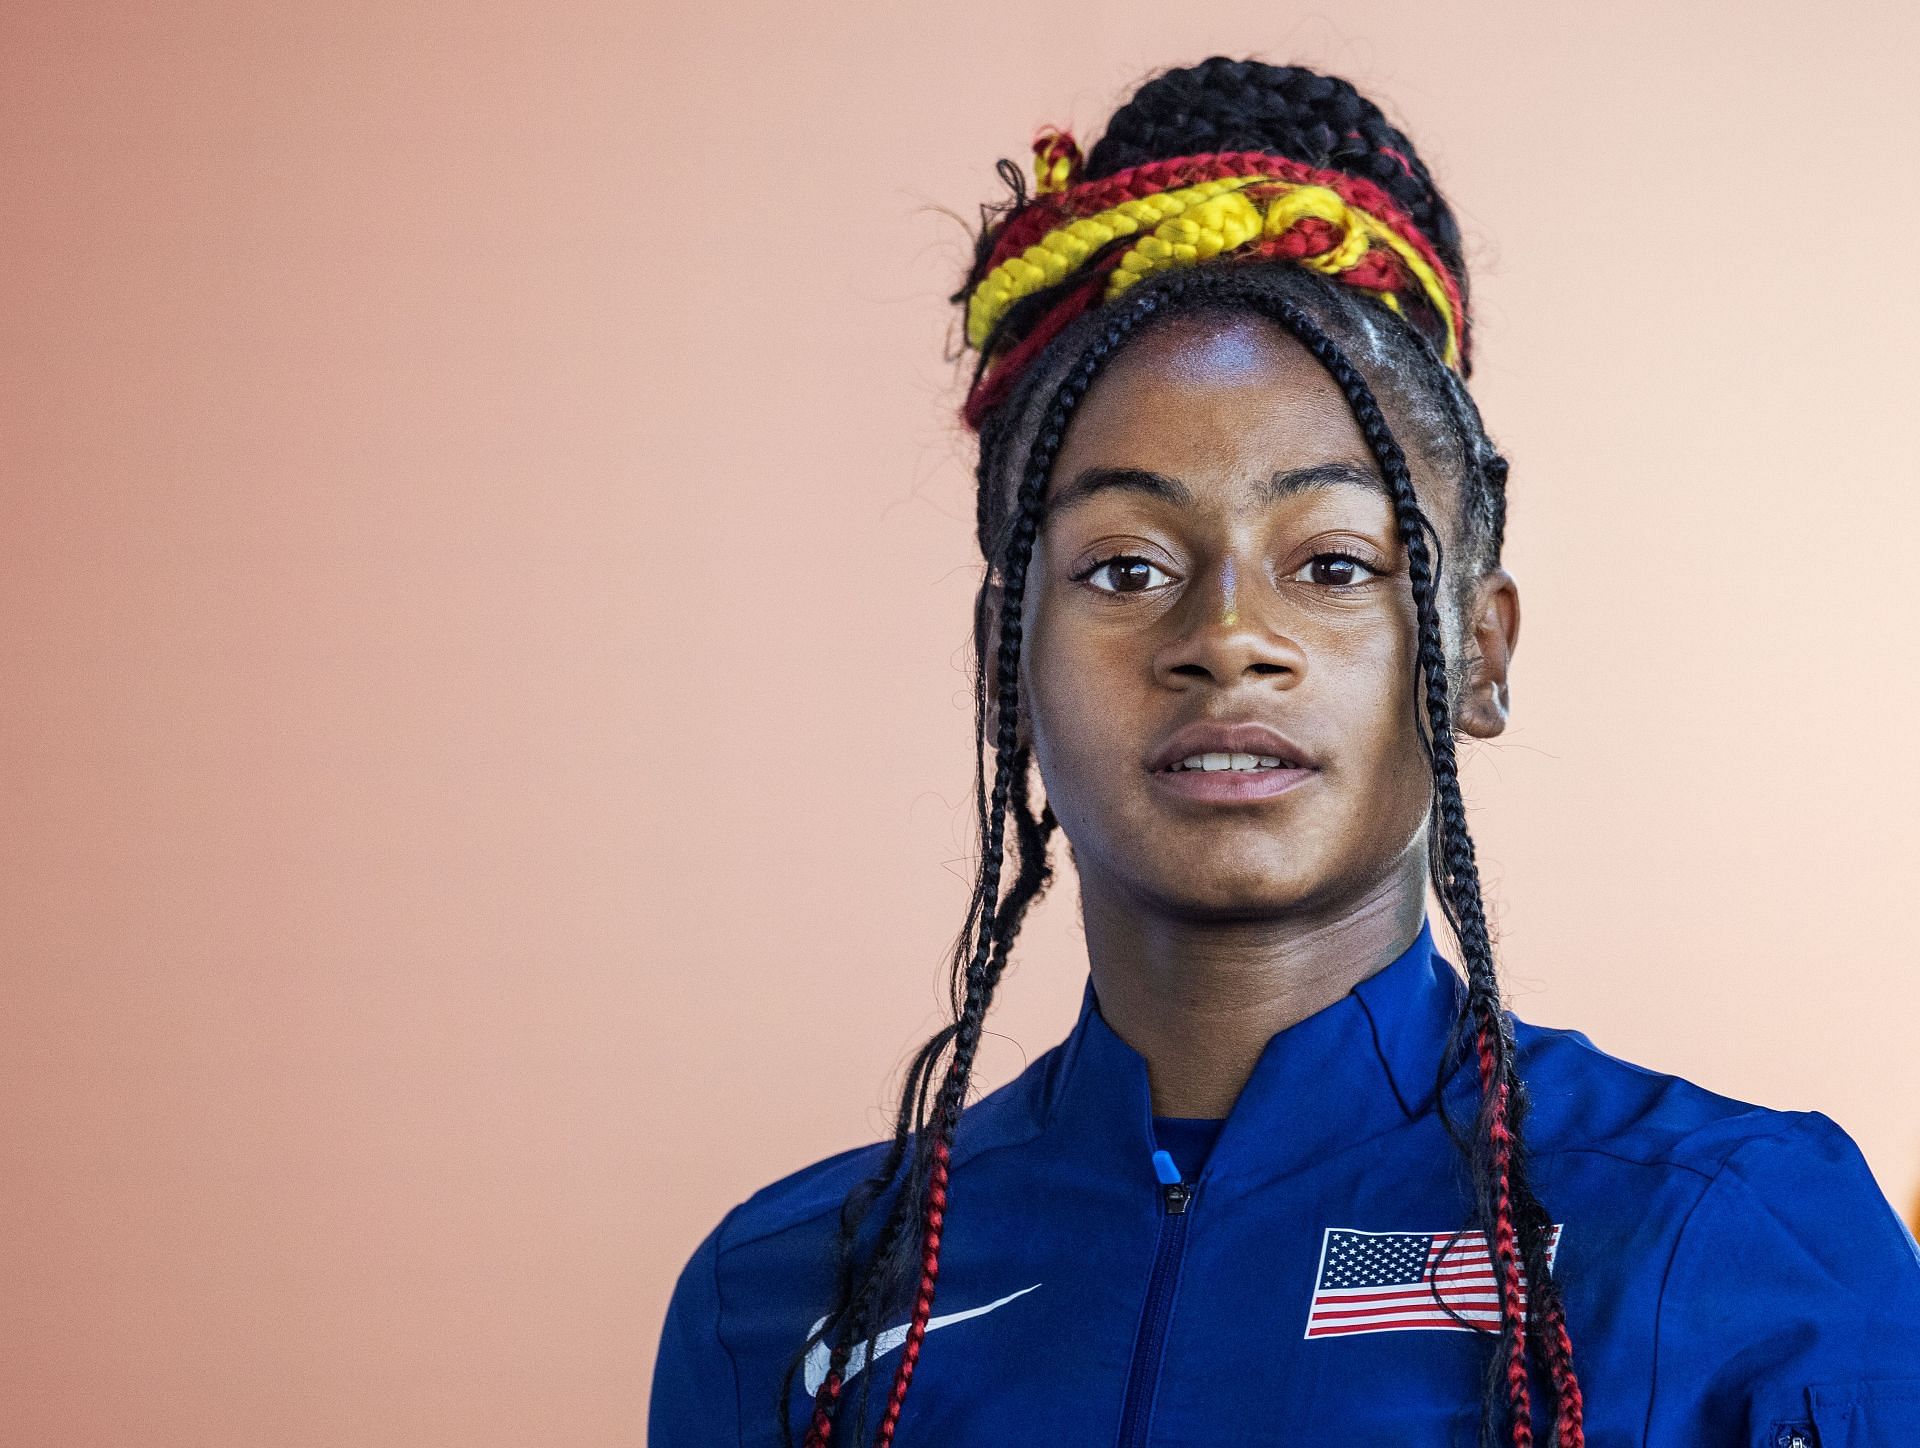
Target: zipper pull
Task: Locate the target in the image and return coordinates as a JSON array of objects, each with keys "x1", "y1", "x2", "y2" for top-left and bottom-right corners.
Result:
[{"x1": 1151, "y1": 1149, "x2": 1193, "y2": 1214}]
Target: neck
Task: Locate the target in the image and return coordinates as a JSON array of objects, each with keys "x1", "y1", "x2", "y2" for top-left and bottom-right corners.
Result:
[{"x1": 1078, "y1": 857, "x2": 1428, "y2": 1118}]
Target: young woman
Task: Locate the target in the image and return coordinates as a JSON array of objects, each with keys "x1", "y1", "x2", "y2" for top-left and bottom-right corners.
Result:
[{"x1": 649, "y1": 58, "x2": 1920, "y2": 1448}]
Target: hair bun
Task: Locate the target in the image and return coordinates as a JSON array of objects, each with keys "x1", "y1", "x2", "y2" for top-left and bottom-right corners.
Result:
[{"x1": 1082, "y1": 57, "x2": 1464, "y2": 293}]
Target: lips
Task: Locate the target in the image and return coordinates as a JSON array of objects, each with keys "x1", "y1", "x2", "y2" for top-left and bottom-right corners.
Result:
[{"x1": 1145, "y1": 719, "x2": 1318, "y2": 775}]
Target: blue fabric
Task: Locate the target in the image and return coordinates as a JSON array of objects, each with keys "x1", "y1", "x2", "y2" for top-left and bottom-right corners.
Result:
[
  {"x1": 649, "y1": 920, "x2": 1920, "y2": 1445},
  {"x1": 1150, "y1": 1115, "x2": 1225, "y2": 1184}
]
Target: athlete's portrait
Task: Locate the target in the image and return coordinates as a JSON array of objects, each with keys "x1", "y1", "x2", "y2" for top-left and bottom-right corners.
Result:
[
  {"x1": 7, "y1": 7, "x2": 1919, "y2": 1448},
  {"x1": 646, "y1": 36, "x2": 1920, "y2": 1448}
]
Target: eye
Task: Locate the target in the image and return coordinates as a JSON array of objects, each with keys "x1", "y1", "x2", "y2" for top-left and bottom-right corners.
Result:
[
  {"x1": 1073, "y1": 554, "x2": 1175, "y2": 595},
  {"x1": 1291, "y1": 552, "x2": 1380, "y2": 587}
]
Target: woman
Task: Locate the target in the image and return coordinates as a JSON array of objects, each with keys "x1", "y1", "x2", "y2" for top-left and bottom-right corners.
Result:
[{"x1": 649, "y1": 58, "x2": 1920, "y2": 1447}]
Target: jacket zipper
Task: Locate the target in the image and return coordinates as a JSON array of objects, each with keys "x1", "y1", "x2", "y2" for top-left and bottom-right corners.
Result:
[{"x1": 1116, "y1": 1151, "x2": 1196, "y2": 1447}]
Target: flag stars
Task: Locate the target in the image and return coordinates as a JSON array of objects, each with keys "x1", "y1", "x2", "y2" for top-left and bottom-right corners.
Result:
[{"x1": 1320, "y1": 1232, "x2": 1431, "y2": 1289}]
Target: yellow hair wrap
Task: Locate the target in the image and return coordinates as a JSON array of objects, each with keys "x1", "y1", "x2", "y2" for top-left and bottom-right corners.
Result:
[{"x1": 968, "y1": 177, "x2": 1460, "y2": 370}]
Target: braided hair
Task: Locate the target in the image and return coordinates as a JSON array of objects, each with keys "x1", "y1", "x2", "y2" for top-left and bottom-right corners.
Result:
[{"x1": 780, "y1": 57, "x2": 1584, "y2": 1448}]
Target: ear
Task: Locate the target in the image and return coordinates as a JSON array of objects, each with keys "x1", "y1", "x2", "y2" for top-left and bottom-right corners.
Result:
[{"x1": 1455, "y1": 566, "x2": 1520, "y2": 739}]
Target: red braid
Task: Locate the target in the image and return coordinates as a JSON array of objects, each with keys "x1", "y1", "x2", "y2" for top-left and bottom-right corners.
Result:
[
  {"x1": 1478, "y1": 1025, "x2": 1534, "y2": 1446},
  {"x1": 801, "y1": 1137, "x2": 953, "y2": 1447},
  {"x1": 873, "y1": 1138, "x2": 952, "y2": 1446},
  {"x1": 1544, "y1": 1301, "x2": 1586, "y2": 1446},
  {"x1": 802, "y1": 1355, "x2": 844, "y2": 1444}
]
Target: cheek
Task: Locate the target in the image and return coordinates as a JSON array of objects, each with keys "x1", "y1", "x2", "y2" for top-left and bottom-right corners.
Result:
[
  {"x1": 1017, "y1": 598, "x2": 1153, "y2": 844},
  {"x1": 1020, "y1": 605, "x2": 1111, "y2": 763},
  {"x1": 1321, "y1": 614, "x2": 1431, "y2": 808}
]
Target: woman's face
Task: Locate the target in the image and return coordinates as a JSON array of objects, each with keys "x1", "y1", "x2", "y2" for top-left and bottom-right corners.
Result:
[{"x1": 1016, "y1": 311, "x2": 1517, "y2": 920}]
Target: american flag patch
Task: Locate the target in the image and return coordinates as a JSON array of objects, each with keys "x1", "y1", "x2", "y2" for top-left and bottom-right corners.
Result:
[{"x1": 1303, "y1": 1224, "x2": 1564, "y2": 1339}]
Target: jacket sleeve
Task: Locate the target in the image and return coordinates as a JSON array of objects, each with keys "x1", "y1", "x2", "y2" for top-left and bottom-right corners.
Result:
[
  {"x1": 1645, "y1": 1111, "x2": 1920, "y2": 1447},
  {"x1": 649, "y1": 1210, "x2": 741, "y2": 1448}
]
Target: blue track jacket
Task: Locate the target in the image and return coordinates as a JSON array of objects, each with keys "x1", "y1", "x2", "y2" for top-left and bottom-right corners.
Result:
[{"x1": 651, "y1": 922, "x2": 1920, "y2": 1445}]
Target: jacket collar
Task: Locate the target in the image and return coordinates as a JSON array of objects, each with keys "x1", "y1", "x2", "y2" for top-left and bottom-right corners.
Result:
[{"x1": 1033, "y1": 917, "x2": 1476, "y2": 1196}]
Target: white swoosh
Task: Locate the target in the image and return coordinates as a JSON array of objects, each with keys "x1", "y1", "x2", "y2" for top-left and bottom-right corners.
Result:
[{"x1": 802, "y1": 1283, "x2": 1042, "y2": 1395}]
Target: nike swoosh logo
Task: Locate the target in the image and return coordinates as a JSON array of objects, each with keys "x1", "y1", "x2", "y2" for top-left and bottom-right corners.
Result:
[{"x1": 802, "y1": 1283, "x2": 1042, "y2": 1394}]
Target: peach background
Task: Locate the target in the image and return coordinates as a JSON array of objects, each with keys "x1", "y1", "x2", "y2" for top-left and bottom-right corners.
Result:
[{"x1": 4, "y1": 3, "x2": 1917, "y2": 1445}]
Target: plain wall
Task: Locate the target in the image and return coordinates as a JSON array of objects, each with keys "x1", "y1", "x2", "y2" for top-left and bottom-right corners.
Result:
[{"x1": 3, "y1": 2, "x2": 1917, "y2": 1444}]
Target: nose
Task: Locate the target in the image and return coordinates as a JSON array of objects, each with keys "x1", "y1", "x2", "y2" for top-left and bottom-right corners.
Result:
[{"x1": 1150, "y1": 555, "x2": 1307, "y2": 689}]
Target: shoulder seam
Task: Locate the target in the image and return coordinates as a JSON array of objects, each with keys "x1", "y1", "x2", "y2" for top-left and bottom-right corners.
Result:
[
  {"x1": 1543, "y1": 1116, "x2": 1815, "y2": 1180},
  {"x1": 1544, "y1": 1144, "x2": 1717, "y2": 1182},
  {"x1": 1708, "y1": 1110, "x2": 1828, "y2": 1177}
]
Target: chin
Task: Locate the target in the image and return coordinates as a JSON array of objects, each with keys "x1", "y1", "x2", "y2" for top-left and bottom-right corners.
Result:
[{"x1": 1132, "y1": 857, "x2": 1329, "y2": 920}]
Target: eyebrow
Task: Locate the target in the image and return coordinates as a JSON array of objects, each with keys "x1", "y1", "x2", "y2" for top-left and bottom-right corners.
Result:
[{"x1": 1049, "y1": 461, "x2": 1388, "y2": 513}]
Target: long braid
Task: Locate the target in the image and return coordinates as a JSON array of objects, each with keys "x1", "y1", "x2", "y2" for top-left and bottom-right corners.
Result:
[
  {"x1": 855, "y1": 457, "x2": 1044, "y2": 1447},
  {"x1": 778, "y1": 783, "x2": 1030, "y2": 1438},
  {"x1": 1397, "y1": 332, "x2": 1585, "y2": 1448},
  {"x1": 1415, "y1": 355, "x2": 1588, "y2": 1448},
  {"x1": 780, "y1": 621, "x2": 1034, "y2": 1444}
]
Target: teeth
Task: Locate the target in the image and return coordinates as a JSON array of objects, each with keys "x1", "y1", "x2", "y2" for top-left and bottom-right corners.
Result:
[{"x1": 1172, "y1": 752, "x2": 1293, "y2": 772}]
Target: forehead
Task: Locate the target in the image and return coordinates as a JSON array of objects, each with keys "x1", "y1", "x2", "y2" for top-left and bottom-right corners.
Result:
[{"x1": 1048, "y1": 310, "x2": 1456, "y2": 530}]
